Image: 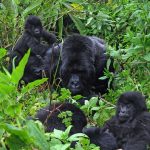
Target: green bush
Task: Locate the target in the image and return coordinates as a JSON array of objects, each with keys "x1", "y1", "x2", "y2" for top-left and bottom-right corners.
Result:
[{"x1": 0, "y1": 0, "x2": 150, "y2": 149}]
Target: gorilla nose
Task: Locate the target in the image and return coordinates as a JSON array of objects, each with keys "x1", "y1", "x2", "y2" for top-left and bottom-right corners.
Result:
[
  {"x1": 34, "y1": 28, "x2": 40, "y2": 34},
  {"x1": 71, "y1": 81, "x2": 80, "y2": 88}
]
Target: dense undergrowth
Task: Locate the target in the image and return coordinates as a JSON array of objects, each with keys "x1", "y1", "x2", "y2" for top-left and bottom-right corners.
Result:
[{"x1": 0, "y1": 0, "x2": 150, "y2": 149}]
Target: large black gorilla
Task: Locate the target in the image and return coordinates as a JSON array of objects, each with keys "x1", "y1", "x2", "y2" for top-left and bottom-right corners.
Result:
[
  {"x1": 45, "y1": 34, "x2": 113, "y2": 96},
  {"x1": 35, "y1": 103, "x2": 87, "y2": 135},
  {"x1": 9, "y1": 15, "x2": 56, "y2": 83},
  {"x1": 84, "y1": 91, "x2": 150, "y2": 150}
]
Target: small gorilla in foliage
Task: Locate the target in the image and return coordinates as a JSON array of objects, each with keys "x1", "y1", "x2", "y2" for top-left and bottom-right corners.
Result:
[
  {"x1": 9, "y1": 15, "x2": 56, "y2": 83},
  {"x1": 35, "y1": 103, "x2": 87, "y2": 135},
  {"x1": 84, "y1": 91, "x2": 150, "y2": 150}
]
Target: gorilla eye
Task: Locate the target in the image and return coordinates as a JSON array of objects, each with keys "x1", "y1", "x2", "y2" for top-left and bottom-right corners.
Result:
[{"x1": 126, "y1": 104, "x2": 132, "y2": 108}]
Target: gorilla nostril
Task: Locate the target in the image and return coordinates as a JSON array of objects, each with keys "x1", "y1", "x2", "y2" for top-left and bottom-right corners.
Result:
[{"x1": 71, "y1": 81, "x2": 79, "y2": 88}]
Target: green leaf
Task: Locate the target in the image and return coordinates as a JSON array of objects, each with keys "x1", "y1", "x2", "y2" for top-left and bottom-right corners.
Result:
[
  {"x1": 99, "y1": 76, "x2": 108, "y2": 80},
  {"x1": 11, "y1": 50, "x2": 30, "y2": 85},
  {"x1": 0, "y1": 83, "x2": 15, "y2": 98},
  {"x1": 26, "y1": 120, "x2": 49, "y2": 150},
  {"x1": 86, "y1": 17, "x2": 93, "y2": 26},
  {"x1": 5, "y1": 104, "x2": 22, "y2": 117},
  {"x1": 2, "y1": 123, "x2": 31, "y2": 143},
  {"x1": 22, "y1": 0, "x2": 42, "y2": 17},
  {"x1": 11, "y1": 0, "x2": 18, "y2": 17},
  {"x1": 69, "y1": 133, "x2": 87, "y2": 142},
  {"x1": 69, "y1": 14, "x2": 85, "y2": 34},
  {"x1": 106, "y1": 58, "x2": 111, "y2": 70},
  {"x1": 143, "y1": 53, "x2": 150, "y2": 62},
  {"x1": 0, "y1": 48, "x2": 7, "y2": 60},
  {"x1": 6, "y1": 135, "x2": 29, "y2": 150},
  {"x1": 21, "y1": 78, "x2": 48, "y2": 94},
  {"x1": 58, "y1": 16, "x2": 63, "y2": 39}
]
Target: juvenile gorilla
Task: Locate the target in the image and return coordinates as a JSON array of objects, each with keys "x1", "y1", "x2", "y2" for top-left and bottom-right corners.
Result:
[
  {"x1": 84, "y1": 91, "x2": 150, "y2": 150},
  {"x1": 46, "y1": 34, "x2": 112, "y2": 96},
  {"x1": 35, "y1": 103, "x2": 87, "y2": 135},
  {"x1": 9, "y1": 15, "x2": 56, "y2": 83}
]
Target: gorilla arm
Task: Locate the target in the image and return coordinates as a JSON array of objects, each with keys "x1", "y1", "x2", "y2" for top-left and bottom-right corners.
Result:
[{"x1": 42, "y1": 30, "x2": 56, "y2": 46}]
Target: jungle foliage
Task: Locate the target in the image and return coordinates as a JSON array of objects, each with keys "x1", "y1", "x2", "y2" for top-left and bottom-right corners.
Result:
[{"x1": 0, "y1": 0, "x2": 150, "y2": 149}]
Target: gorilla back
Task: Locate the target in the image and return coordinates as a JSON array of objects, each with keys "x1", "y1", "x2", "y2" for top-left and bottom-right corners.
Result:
[
  {"x1": 60, "y1": 34, "x2": 112, "y2": 96},
  {"x1": 35, "y1": 103, "x2": 87, "y2": 135}
]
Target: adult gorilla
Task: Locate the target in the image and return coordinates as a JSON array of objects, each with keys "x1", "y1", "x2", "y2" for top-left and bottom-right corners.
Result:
[
  {"x1": 84, "y1": 91, "x2": 150, "y2": 150},
  {"x1": 46, "y1": 34, "x2": 113, "y2": 96}
]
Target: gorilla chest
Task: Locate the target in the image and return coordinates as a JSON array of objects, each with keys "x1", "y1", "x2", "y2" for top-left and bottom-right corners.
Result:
[{"x1": 112, "y1": 124, "x2": 132, "y2": 147}]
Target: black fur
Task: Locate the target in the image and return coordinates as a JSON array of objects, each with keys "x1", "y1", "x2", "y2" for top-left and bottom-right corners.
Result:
[
  {"x1": 45, "y1": 34, "x2": 113, "y2": 97},
  {"x1": 35, "y1": 103, "x2": 87, "y2": 135},
  {"x1": 103, "y1": 91, "x2": 150, "y2": 150},
  {"x1": 9, "y1": 15, "x2": 56, "y2": 83},
  {"x1": 83, "y1": 127, "x2": 117, "y2": 150},
  {"x1": 83, "y1": 92, "x2": 150, "y2": 150},
  {"x1": 61, "y1": 34, "x2": 109, "y2": 96}
]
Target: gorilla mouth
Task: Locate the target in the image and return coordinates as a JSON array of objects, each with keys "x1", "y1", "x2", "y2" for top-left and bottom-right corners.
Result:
[
  {"x1": 118, "y1": 115, "x2": 129, "y2": 122},
  {"x1": 70, "y1": 88, "x2": 82, "y2": 95}
]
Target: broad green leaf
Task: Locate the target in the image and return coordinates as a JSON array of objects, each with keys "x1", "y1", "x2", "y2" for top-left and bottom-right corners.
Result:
[
  {"x1": 71, "y1": 3, "x2": 84, "y2": 11},
  {"x1": 21, "y1": 78, "x2": 48, "y2": 94},
  {"x1": 5, "y1": 104, "x2": 22, "y2": 117},
  {"x1": 2, "y1": 123, "x2": 31, "y2": 143},
  {"x1": 69, "y1": 133, "x2": 87, "y2": 142},
  {"x1": 69, "y1": 14, "x2": 85, "y2": 34},
  {"x1": 0, "y1": 83, "x2": 15, "y2": 98},
  {"x1": 52, "y1": 129, "x2": 64, "y2": 139},
  {"x1": 0, "y1": 48, "x2": 7, "y2": 60},
  {"x1": 11, "y1": 50, "x2": 30, "y2": 85},
  {"x1": 22, "y1": 0, "x2": 42, "y2": 17},
  {"x1": 26, "y1": 120, "x2": 49, "y2": 150},
  {"x1": 143, "y1": 53, "x2": 150, "y2": 62},
  {"x1": 6, "y1": 135, "x2": 29, "y2": 150},
  {"x1": 0, "y1": 72, "x2": 11, "y2": 84}
]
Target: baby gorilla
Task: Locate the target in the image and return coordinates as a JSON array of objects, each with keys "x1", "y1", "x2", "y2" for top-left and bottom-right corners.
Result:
[
  {"x1": 84, "y1": 91, "x2": 150, "y2": 150},
  {"x1": 9, "y1": 15, "x2": 56, "y2": 83},
  {"x1": 35, "y1": 103, "x2": 87, "y2": 135}
]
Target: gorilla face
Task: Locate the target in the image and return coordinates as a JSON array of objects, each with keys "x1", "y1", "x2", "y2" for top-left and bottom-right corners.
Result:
[
  {"x1": 116, "y1": 91, "x2": 147, "y2": 123},
  {"x1": 25, "y1": 15, "x2": 43, "y2": 38},
  {"x1": 60, "y1": 62, "x2": 95, "y2": 96},
  {"x1": 117, "y1": 102, "x2": 136, "y2": 123}
]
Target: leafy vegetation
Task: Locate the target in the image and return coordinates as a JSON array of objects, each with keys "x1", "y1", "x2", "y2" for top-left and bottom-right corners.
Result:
[{"x1": 0, "y1": 0, "x2": 150, "y2": 149}]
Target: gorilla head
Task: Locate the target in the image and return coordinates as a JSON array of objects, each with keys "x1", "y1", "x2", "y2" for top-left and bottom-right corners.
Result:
[
  {"x1": 25, "y1": 15, "x2": 43, "y2": 38},
  {"x1": 60, "y1": 34, "x2": 106, "y2": 96},
  {"x1": 116, "y1": 91, "x2": 147, "y2": 123}
]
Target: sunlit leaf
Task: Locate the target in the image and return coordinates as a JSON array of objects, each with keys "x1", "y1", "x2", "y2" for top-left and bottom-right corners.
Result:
[
  {"x1": 0, "y1": 48, "x2": 7, "y2": 60},
  {"x1": 11, "y1": 50, "x2": 30, "y2": 85},
  {"x1": 21, "y1": 78, "x2": 48, "y2": 94}
]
